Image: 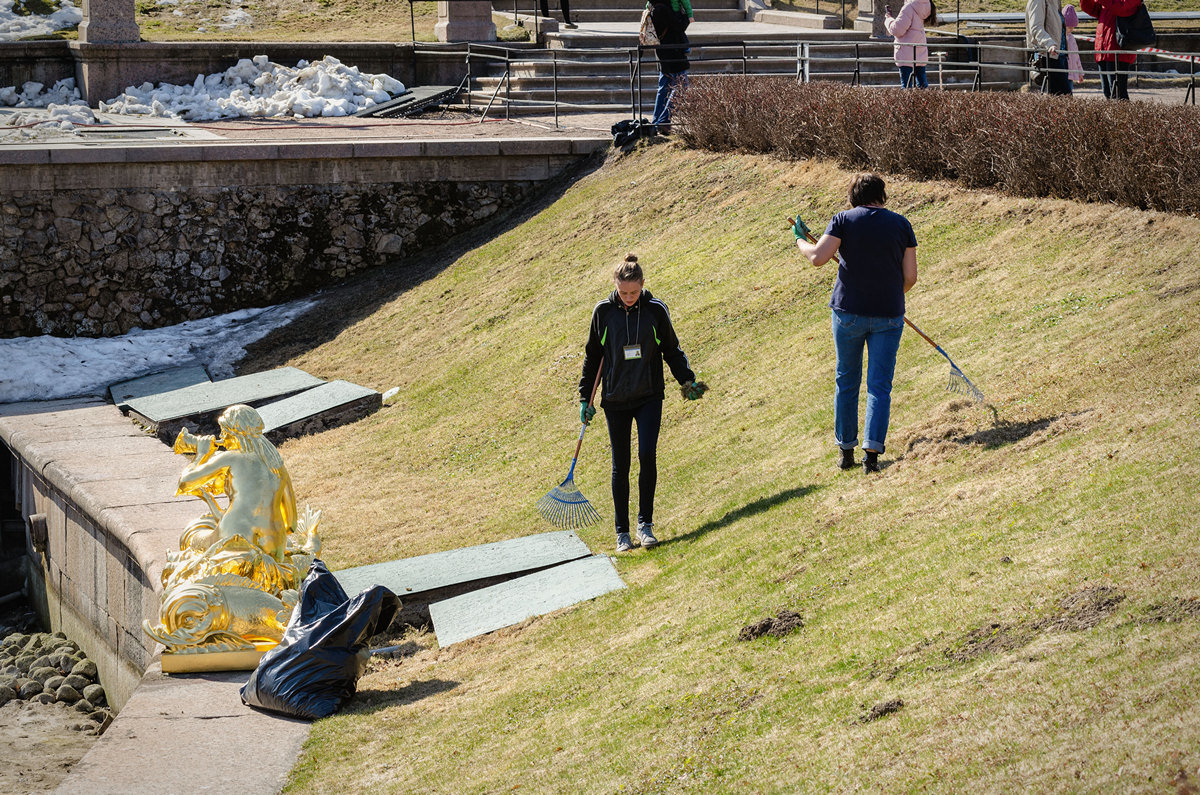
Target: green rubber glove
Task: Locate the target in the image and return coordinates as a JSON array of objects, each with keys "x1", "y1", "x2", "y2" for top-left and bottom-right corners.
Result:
[
  {"x1": 680, "y1": 380, "x2": 708, "y2": 401},
  {"x1": 580, "y1": 401, "x2": 596, "y2": 425},
  {"x1": 791, "y1": 215, "x2": 811, "y2": 241}
]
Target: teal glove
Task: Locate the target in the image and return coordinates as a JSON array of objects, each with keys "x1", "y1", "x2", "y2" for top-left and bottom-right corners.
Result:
[
  {"x1": 580, "y1": 401, "x2": 596, "y2": 425},
  {"x1": 680, "y1": 380, "x2": 708, "y2": 401},
  {"x1": 791, "y1": 215, "x2": 811, "y2": 241}
]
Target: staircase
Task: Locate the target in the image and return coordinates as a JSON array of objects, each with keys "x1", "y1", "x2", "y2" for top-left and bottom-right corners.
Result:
[{"x1": 467, "y1": 4, "x2": 988, "y2": 114}]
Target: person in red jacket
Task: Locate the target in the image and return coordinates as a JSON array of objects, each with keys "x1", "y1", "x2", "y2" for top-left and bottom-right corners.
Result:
[{"x1": 1080, "y1": 0, "x2": 1143, "y2": 99}]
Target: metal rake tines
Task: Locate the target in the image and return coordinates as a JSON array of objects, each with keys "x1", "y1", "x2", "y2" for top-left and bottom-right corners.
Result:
[
  {"x1": 947, "y1": 366, "x2": 987, "y2": 404},
  {"x1": 535, "y1": 479, "x2": 602, "y2": 529}
]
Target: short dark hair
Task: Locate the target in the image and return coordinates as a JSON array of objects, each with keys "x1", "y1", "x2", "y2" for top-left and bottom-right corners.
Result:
[{"x1": 849, "y1": 173, "x2": 887, "y2": 207}]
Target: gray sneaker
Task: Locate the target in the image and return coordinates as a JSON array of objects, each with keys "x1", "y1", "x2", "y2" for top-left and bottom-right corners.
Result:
[
  {"x1": 635, "y1": 523, "x2": 659, "y2": 549},
  {"x1": 616, "y1": 532, "x2": 633, "y2": 552}
]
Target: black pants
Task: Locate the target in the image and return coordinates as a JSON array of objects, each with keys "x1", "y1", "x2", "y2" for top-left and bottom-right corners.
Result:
[
  {"x1": 604, "y1": 399, "x2": 662, "y2": 536},
  {"x1": 539, "y1": 0, "x2": 571, "y2": 24},
  {"x1": 1098, "y1": 60, "x2": 1129, "y2": 100}
]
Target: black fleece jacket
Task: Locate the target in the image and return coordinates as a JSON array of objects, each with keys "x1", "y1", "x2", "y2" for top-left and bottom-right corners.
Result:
[{"x1": 579, "y1": 288, "x2": 695, "y2": 410}]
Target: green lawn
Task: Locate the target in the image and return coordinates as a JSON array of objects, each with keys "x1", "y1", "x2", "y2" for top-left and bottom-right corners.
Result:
[{"x1": 241, "y1": 143, "x2": 1200, "y2": 792}]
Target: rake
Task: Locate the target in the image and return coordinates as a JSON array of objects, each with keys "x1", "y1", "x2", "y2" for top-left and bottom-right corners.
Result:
[
  {"x1": 536, "y1": 362, "x2": 603, "y2": 529},
  {"x1": 787, "y1": 214, "x2": 987, "y2": 405},
  {"x1": 901, "y1": 317, "x2": 987, "y2": 405}
]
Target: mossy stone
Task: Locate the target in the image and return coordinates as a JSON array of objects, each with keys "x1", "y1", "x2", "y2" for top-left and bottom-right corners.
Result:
[
  {"x1": 82, "y1": 683, "x2": 106, "y2": 706},
  {"x1": 64, "y1": 674, "x2": 89, "y2": 691},
  {"x1": 70, "y1": 659, "x2": 98, "y2": 680},
  {"x1": 45, "y1": 675, "x2": 65, "y2": 691},
  {"x1": 30, "y1": 666, "x2": 58, "y2": 684},
  {"x1": 55, "y1": 683, "x2": 82, "y2": 704}
]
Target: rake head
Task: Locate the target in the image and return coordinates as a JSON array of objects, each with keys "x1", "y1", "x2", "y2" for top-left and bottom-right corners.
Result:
[
  {"x1": 536, "y1": 475, "x2": 602, "y2": 530},
  {"x1": 947, "y1": 365, "x2": 987, "y2": 405}
]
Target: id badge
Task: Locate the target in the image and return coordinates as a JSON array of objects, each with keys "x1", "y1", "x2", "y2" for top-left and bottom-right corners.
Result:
[{"x1": 623, "y1": 344, "x2": 642, "y2": 361}]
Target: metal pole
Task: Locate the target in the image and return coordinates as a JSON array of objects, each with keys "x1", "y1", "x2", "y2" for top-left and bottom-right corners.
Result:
[
  {"x1": 629, "y1": 49, "x2": 637, "y2": 118},
  {"x1": 505, "y1": 50, "x2": 511, "y2": 120},
  {"x1": 553, "y1": 50, "x2": 559, "y2": 128},
  {"x1": 1187, "y1": 55, "x2": 1196, "y2": 105},
  {"x1": 956, "y1": 0, "x2": 961, "y2": 37},
  {"x1": 742, "y1": 43, "x2": 748, "y2": 76},
  {"x1": 466, "y1": 44, "x2": 473, "y2": 113}
]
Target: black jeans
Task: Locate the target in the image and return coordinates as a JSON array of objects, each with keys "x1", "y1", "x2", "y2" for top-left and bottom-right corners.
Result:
[
  {"x1": 604, "y1": 399, "x2": 662, "y2": 536},
  {"x1": 539, "y1": 0, "x2": 571, "y2": 24},
  {"x1": 1098, "y1": 60, "x2": 1129, "y2": 100}
]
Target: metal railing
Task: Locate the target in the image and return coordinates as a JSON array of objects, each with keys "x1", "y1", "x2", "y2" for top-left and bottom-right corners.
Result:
[{"x1": 422, "y1": 37, "x2": 1199, "y2": 126}]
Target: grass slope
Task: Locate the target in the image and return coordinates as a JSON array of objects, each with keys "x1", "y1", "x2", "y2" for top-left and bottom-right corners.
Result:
[{"x1": 249, "y1": 143, "x2": 1200, "y2": 792}]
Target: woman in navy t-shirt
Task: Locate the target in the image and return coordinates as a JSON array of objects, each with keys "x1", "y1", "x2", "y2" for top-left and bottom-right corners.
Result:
[{"x1": 794, "y1": 173, "x2": 919, "y2": 473}]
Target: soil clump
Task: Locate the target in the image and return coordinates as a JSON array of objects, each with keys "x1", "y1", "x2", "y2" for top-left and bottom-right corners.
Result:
[{"x1": 738, "y1": 609, "x2": 804, "y2": 641}]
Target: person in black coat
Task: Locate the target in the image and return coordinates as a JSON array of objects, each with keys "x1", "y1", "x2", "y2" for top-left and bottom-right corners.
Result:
[
  {"x1": 648, "y1": 0, "x2": 690, "y2": 128},
  {"x1": 579, "y1": 254, "x2": 705, "y2": 552}
]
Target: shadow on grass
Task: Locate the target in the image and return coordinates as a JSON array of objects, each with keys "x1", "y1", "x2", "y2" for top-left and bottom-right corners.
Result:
[
  {"x1": 345, "y1": 677, "x2": 459, "y2": 714},
  {"x1": 666, "y1": 484, "x2": 821, "y2": 547},
  {"x1": 237, "y1": 152, "x2": 607, "y2": 374},
  {"x1": 960, "y1": 416, "x2": 1060, "y2": 449}
]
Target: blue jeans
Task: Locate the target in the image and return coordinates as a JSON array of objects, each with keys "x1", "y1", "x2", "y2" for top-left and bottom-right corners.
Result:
[
  {"x1": 898, "y1": 65, "x2": 928, "y2": 89},
  {"x1": 652, "y1": 71, "x2": 687, "y2": 126},
  {"x1": 832, "y1": 309, "x2": 904, "y2": 453}
]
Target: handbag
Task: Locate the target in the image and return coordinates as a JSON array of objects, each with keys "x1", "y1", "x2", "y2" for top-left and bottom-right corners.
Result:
[
  {"x1": 639, "y1": 6, "x2": 660, "y2": 46},
  {"x1": 1115, "y1": 3, "x2": 1156, "y2": 49}
]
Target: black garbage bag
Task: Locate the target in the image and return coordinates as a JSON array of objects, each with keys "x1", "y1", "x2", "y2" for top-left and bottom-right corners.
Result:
[
  {"x1": 240, "y1": 559, "x2": 400, "y2": 720},
  {"x1": 611, "y1": 117, "x2": 658, "y2": 149}
]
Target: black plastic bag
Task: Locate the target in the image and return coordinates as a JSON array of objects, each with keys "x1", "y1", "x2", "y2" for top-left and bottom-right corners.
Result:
[
  {"x1": 1115, "y1": 3, "x2": 1155, "y2": 49},
  {"x1": 240, "y1": 560, "x2": 400, "y2": 720},
  {"x1": 611, "y1": 117, "x2": 658, "y2": 149}
]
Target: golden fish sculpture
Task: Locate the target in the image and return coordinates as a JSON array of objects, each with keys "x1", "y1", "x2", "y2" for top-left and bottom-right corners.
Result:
[{"x1": 143, "y1": 404, "x2": 322, "y2": 673}]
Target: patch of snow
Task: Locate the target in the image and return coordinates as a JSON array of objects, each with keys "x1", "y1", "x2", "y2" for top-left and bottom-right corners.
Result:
[
  {"x1": 218, "y1": 0, "x2": 251, "y2": 29},
  {"x1": 99, "y1": 55, "x2": 405, "y2": 121},
  {"x1": 0, "y1": 300, "x2": 315, "y2": 403},
  {"x1": 0, "y1": 77, "x2": 85, "y2": 108},
  {"x1": 0, "y1": 0, "x2": 81, "y2": 41}
]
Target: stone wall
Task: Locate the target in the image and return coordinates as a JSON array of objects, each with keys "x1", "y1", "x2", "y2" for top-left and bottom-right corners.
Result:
[
  {"x1": 2, "y1": 180, "x2": 533, "y2": 337},
  {"x1": 0, "y1": 137, "x2": 607, "y2": 338}
]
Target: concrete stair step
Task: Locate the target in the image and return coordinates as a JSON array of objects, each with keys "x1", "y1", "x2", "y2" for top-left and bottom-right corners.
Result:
[{"x1": 534, "y1": 8, "x2": 746, "y2": 21}]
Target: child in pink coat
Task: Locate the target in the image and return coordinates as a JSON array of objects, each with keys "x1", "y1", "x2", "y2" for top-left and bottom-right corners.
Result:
[
  {"x1": 1063, "y1": 4, "x2": 1085, "y2": 85},
  {"x1": 885, "y1": 0, "x2": 938, "y2": 88}
]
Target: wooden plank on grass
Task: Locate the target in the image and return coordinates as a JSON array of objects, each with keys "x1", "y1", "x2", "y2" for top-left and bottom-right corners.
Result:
[
  {"x1": 258, "y1": 380, "x2": 382, "y2": 442},
  {"x1": 428, "y1": 555, "x2": 625, "y2": 647},
  {"x1": 124, "y1": 367, "x2": 324, "y2": 442},
  {"x1": 334, "y1": 530, "x2": 593, "y2": 600},
  {"x1": 108, "y1": 366, "x2": 211, "y2": 411}
]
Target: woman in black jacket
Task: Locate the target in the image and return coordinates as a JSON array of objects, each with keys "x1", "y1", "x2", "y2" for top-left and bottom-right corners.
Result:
[{"x1": 579, "y1": 254, "x2": 705, "y2": 552}]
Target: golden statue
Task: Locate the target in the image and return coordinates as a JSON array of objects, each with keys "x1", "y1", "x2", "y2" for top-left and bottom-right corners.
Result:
[{"x1": 144, "y1": 404, "x2": 322, "y2": 672}]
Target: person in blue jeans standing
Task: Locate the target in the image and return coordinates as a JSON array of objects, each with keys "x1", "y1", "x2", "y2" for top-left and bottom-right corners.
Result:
[
  {"x1": 647, "y1": 0, "x2": 690, "y2": 130},
  {"x1": 793, "y1": 173, "x2": 919, "y2": 473}
]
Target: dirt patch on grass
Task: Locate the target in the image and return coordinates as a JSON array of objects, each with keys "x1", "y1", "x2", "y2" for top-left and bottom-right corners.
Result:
[
  {"x1": 946, "y1": 585, "x2": 1125, "y2": 663},
  {"x1": 859, "y1": 698, "x2": 904, "y2": 723},
  {"x1": 1129, "y1": 597, "x2": 1200, "y2": 625},
  {"x1": 738, "y1": 609, "x2": 804, "y2": 641},
  {"x1": 894, "y1": 402, "x2": 1098, "y2": 465}
]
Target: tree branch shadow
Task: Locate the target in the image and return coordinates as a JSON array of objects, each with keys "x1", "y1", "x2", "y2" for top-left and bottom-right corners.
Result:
[{"x1": 345, "y1": 677, "x2": 459, "y2": 714}]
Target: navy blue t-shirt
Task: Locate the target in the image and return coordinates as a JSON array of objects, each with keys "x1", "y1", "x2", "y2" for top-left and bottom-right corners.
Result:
[{"x1": 825, "y1": 205, "x2": 917, "y2": 318}]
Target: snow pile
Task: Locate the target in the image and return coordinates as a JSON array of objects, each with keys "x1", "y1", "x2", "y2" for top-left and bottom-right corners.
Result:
[
  {"x1": 0, "y1": 0, "x2": 81, "y2": 41},
  {"x1": 0, "y1": 300, "x2": 315, "y2": 404},
  {"x1": 0, "y1": 77, "x2": 84, "y2": 108},
  {"x1": 218, "y1": 0, "x2": 251, "y2": 29},
  {"x1": 100, "y1": 55, "x2": 406, "y2": 121}
]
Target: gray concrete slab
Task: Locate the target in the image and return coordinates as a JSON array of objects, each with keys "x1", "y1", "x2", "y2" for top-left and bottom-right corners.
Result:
[
  {"x1": 123, "y1": 367, "x2": 324, "y2": 442},
  {"x1": 55, "y1": 663, "x2": 311, "y2": 795},
  {"x1": 258, "y1": 379, "x2": 382, "y2": 441},
  {"x1": 429, "y1": 554, "x2": 625, "y2": 647},
  {"x1": 335, "y1": 530, "x2": 593, "y2": 598},
  {"x1": 108, "y1": 365, "x2": 211, "y2": 410}
]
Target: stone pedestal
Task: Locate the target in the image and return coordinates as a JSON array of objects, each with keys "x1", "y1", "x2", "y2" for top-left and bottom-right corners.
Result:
[
  {"x1": 435, "y1": 0, "x2": 497, "y2": 42},
  {"x1": 78, "y1": 0, "x2": 140, "y2": 43},
  {"x1": 855, "y1": 0, "x2": 886, "y2": 35}
]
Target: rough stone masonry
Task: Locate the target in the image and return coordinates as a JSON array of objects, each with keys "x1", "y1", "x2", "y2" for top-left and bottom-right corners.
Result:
[{"x1": 0, "y1": 179, "x2": 535, "y2": 338}]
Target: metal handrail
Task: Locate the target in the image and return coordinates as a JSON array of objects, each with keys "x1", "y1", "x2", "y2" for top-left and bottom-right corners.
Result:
[{"x1": 416, "y1": 38, "x2": 1200, "y2": 122}]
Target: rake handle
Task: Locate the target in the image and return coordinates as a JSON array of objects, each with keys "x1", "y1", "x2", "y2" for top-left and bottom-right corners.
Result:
[{"x1": 571, "y1": 357, "x2": 604, "y2": 464}]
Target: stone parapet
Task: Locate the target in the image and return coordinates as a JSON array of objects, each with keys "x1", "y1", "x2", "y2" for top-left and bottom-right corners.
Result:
[
  {"x1": 0, "y1": 137, "x2": 607, "y2": 338},
  {"x1": 0, "y1": 398, "x2": 183, "y2": 710}
]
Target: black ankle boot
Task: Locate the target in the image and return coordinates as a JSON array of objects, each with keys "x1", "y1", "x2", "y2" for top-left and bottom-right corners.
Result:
[
  {"x1": 838, "y1": 448, "x2": 856, "y2": 470},
  {"x1": 863, "y1": 450, "x2": 880, "y2": 473}
]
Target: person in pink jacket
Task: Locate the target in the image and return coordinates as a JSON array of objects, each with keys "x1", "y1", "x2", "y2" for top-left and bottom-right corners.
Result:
[
  {"x1": 1063, "y1": 4, "x2": 1086, "y2": 85},
  {"x1": 885, "y1": 0, "x2": 938, "y2": 88},
  {"x1": 1079, "y1": 0, "x2": 1142, "y2": 99}
]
